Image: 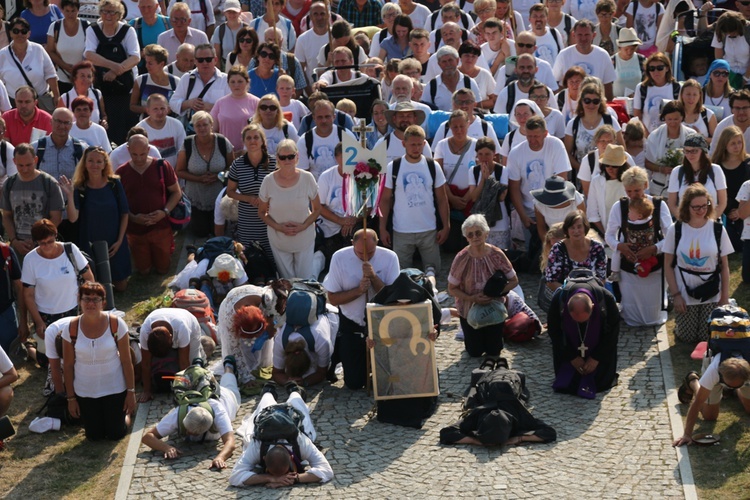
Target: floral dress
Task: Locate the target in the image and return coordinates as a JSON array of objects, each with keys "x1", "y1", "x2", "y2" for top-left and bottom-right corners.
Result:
[{"x1": 544, "y1": 239, "x2": 607, "y2": 285}]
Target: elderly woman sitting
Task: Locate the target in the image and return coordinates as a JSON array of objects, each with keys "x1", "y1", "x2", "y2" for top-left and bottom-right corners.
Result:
[{"x1": 448, "y1": 214, "x2": 519, "y2": 358}]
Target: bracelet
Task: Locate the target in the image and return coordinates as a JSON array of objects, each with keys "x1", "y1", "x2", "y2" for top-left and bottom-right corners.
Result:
[
  {"x1": 67, "y1": 397, "x2": 76, "y2": 401},
  {"x1": 127, "y1": 388, "x2": 136, "y2": 393},
  {"x1": 671, "y1": 292, "x2": 682, "y2": 298},
  {"x1": 294, "y1": 473, "x2": 300, "y2": 484}
]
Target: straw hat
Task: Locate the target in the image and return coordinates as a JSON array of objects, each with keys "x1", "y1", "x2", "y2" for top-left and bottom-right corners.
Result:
[
  {"x1": 384, "y1": 101, "x2": 426, "y2": 129},
  {"x1": 599, "y1": 144, "x2": 628, "y2": 166},
  {"x1": 616, "y1": 28, "x2": 642, "y2": 47}
]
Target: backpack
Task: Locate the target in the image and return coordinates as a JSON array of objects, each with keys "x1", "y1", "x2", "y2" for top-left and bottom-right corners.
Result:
[
  {"x1": 304, "y1": 127, "x2": 343, "y2": 160},
  {"x1": 253, "y1": 402, "x2": 305, "y2": 472},
  {"x1": 549, "y1": 26, "x2": 564, "y2": 54},
  {"x1": 53, "y1": 18, "x2": 89, "y2": 43},
  {"x1": 135, "y1": 73, "x2": 178, "y2": 103},
  {"x1": 195, "y1": 236, "x2": 236, "y2": 269},
  {"x1": 243, "y1": 240, "x2": 277, "y2": 284},
  {"x1": 156, "y1": 159, "x2": 192, "y2": 230},
  {"x1": 639, "y1": 81, "x2": 681, "y2": 110},
  {"x1": 63, "y1": 242, "x2": 94, "y2": 284},
  {"x1": 281, "y1": 280, "x2": 328, "y2": 350},
  {"x1": 172, "y1": 289, "x2": 217, "y2": 342},
  {"x1": 184, "y1": 134, "x2": 229, "y2": 163},
  {"x1": 618, "y1": 196, "x2": 665, "y2": 274},
  {"x1": 433, "y1": 28, "x2": 469, "y2": 52},
  {"x1": 570, "y1": 114, "x2": 613, "y2": 158},
  {"x1": 216, "y1": 21, "x2": 248, "y2": 69},
  {"x1": 0, "y1": 243, "x2": 13, "y2": 300},
  {"x1": 68, "y1": 313, "x2": 118, "y2": 346},
  {"x1": 675, "y1": 164, "x2": 716, "y2": 192},
  {"x1": 36, "y1": 136, "x2": 85, "y2": 166},
  {"x1": 468, "y1": 367, "x2": 530, "y2": 408},
  {"x1": 91, "y1": 23, "x2": 136, "y2": 95},
  {"x1": 556, "y1": 268, "x2": 608, "y2": 322},
  {"x1": 707, "y1": 305, "x2": 750, "y2": 362},
  {"x1": 390, "y1": 156, "x2": 443, "y2": 232},
  {"x1": 428, "y1": 75, "x2": 471, "y2": 109},
  {"x1": 172, "y1": 362, "x2": 221, "y2": 438},
  {"x1": 471, "y1": 162, "x2": 511, "y2": 217},
  {"x1": 505, "y1": 80, "x2": 542, "y2": 114}
]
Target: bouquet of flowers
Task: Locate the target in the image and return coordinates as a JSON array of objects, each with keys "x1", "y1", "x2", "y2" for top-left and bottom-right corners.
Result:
[
  {"x1": 345, "y1": 158, "x2": 383, "y2": 218},
  {"x1": 658, "y1": 147, "x2": 684, "y2": 169}
]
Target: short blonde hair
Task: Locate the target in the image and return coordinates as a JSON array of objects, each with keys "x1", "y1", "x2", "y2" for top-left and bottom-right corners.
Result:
[
  {"x1": 99, "y1": 0, "x2": 124, "y2": 18},
  {"x1": 621, "y1": 167, "x2": 649, "y2": 188},
  {"x1": 191, "y1": 110, "x2": 213, "y2": 126},
  {"x1": 336, "y1": 98, "x2": 357, "y2": 116}
]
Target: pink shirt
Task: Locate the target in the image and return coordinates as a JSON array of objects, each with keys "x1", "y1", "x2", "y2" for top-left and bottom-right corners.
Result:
[{"x1": 210, "y1": 93, "x2": 261, "y2": 151}]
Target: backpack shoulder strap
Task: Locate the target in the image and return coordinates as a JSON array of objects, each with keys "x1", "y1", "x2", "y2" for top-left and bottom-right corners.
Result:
[
  {"x1": 63, "y1": 242, "x2": 82, "y2": 278},
  {"x1": 217, "y1": 134, "x2": 228, "y2": 158},
  {"x1": 603, "y1": 114, "x2": 613, "y2": 125},
  {"x1": 0, "y1": 141, "x2": 6, "y2": 170},
  {"x1": 134, "y1": 17, "x2": 143, "y2": 50},
  {"x1": 551, "y1": 27, "x2": 561, "y2": 53},
  {"x1": 392, "y1": 157, "x2": 401, "y2": 190},
  {"x1": 652, "y1": 196, "x2": 663, "y2": 238},
  {"x1": 53, "y1": 20, "x2": 62, "y2": 42},
  {"x1": 430, "y1": 78, "x2": 438, "y2": 104},
  {"x1": 91, "y1": 22, "x2": 106, "y2": 43},
  {"x1": 672, "y1": 81, "x2": 681, "y2": 99},
  {"x1": 571, "y1": 116, "x2": 581, "y2": 155},
  {"x1": 506, "y1": 84, "x2": 515, "y2": 114},
  {"x1": 671, "y1": 220, "x2": 682, "y2": 268},
  {"x1": 701, "y1": 108, "x2": 709, "y2": 129},
  {"x1": 69, "y1": 316, "x2": 80, "y2": 346},
  {"x1": 557, "y1": 90, "x2": 565, "y2": 109},
  {"x1": 72, "y1": 139, "x2": 84, "y2": 163},
  {"x1": 185, "y1": 135, "x2": 194, "y2": 162},
  {"x1": 282, "y1": 122, "x2": 289, "y2": 138},
  {"x1": 618, "y1": 196, "x2": 629, "y2": 240},
  {"x1": 631, "y1": 0, "x2": 638, "y2": 20},
  {"x1": 36, "y1": 137, "x2": 47, "y2": 165},
  {"x1": 305, "y1": 130, "x2": 314, "y2": 159},
  {"x1": 218, "y1": 23, "x2": 226, "y2": 59},
  {"x1": 426, "y1": 158, "x2": 437, "y2": 186},
  {"x1": 640, "y1": 83, "x2": 647, "y2": 105},
  {"x1": 109, "y1": 313, "x2": 118, "y2": 340},
  {"x1": 186, "y1": 73, "x2": 198, "y2": 99},
  {"x1": 588, "y1": 152, "x2": 596, "y2": 174},
  {"x1": 480, "y1": 119, "x2": 488, "y2": 136}
]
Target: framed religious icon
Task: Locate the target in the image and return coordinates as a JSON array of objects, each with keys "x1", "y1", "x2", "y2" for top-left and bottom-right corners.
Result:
[{"x1": 366, "y1": 301, "x2": 439, "y2": 400}]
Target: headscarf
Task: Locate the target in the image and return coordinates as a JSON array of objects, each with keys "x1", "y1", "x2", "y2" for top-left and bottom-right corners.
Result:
[
  {"x1": 509, "y1": 98, "x2": 544, "y2": 128},
  {"x1": 703, "y1": 59, "x2": 730, "y2": 86}
]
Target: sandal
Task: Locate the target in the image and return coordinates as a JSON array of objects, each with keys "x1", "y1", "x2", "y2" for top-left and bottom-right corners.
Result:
[{"x1": 678, "y1": 371, "x2": 700, "y2": 405}]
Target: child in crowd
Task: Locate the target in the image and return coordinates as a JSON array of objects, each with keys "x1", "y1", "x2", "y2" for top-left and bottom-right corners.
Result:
[
  {"x1": 609, "y1": 197, "x2": 659, "y2": 281},
  {"x1": 335, "y1": 99, "x2": 357, "y2": 119},
  {"x1": 623, "y1": 118, "x2": 646, "y2": 168},
  {"x1": 277, "y1": 75, "x2": 309, "y2": 129}
]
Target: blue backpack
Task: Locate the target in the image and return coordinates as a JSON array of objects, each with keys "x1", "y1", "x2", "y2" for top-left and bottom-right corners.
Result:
[
  {"x1": 708, "y1": 305, "x2": 750, "y2": 362},
  {"x1": 281, "y1": 280, "x2": 327, "y2": 351}
]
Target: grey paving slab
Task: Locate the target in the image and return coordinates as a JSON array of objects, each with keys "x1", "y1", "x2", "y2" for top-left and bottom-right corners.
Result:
[{"x1": 121, "y1": 271, "x2": 689, "y2": 499}]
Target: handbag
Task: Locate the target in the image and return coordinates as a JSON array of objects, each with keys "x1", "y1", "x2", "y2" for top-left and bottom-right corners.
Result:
[
  {"x1": 157, "y1": 159, "x2": 192, "y2": 231},
  {"x1": 467, "y1": 300, "x2": 508, "y2": 329},
  {"x1": 503, "y1": 311, "x2": 539, "y2": 342},
  {"x1": 678, "y1": 266, "x2": 721, "y2": 302},
  {"x1": 8, "y1": 47, "x2": 56, "y2": 113},
  {"x1": 446, "y1": 140, "x2": 474, "y2": 220},
  {"x1": 483, "y1": 270, "x2": 509, "y2": 297}
]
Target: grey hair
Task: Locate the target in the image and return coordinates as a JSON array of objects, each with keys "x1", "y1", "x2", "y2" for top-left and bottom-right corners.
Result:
[
  {"x1": 435, "y1": 45, "x2": 459, "y2": 60},
  {"x1": 620, "y1": 166, "x2": 649, "y2": 188},
  {"x1": 183, "y1": 406, "x2": 213, "y2": 435},
  {"x1": 461, "y1": 214, "x2": 490, "y2": 236}
]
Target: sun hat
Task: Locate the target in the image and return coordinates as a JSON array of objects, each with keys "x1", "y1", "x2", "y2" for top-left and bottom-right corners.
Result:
[
  {"x1": 531, "y1": 176, "x2": 577, "y2": 207},
  {"x1": 599, "y1": 144, "x2": 628, "y2": 166},
  {"x1": 385, "y1": 101, "x2": 427, "y2": 129},
  {"x1": 616, "y1": 27, "x2": 642, "y2": 47},
  {"x1": 207, "y1": 253, "x2": 243, "y2": 281}
]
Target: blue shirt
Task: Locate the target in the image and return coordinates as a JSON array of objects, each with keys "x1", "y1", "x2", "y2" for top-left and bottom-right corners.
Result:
[
  {"x1": 249, "y1": 67, "x2": 280, "y2": 98},
  {"x1": 21, "y1": 5, "x2": 63, "y2": 45}
]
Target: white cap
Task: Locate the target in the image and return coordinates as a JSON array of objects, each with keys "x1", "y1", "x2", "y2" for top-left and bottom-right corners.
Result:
[{"x1": 223, "y1": 0, "x2": 241, "y2": 12}]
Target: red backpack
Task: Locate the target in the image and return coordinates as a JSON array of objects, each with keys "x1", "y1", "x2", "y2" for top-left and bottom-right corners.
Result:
[{"x1": 173, "y1": 289, "x2": 217, "y2": 342}]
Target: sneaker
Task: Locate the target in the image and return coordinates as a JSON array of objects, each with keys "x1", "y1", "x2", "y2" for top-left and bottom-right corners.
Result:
[
  {"x1": 261, "y1": 381, "x2": 278, "y2": 400},
  {"x1": 454, "y1": 326, "x2": 464, "y2": 341},
  {"x1": 425, "y1": 266, "x2": 436, "y2": 278},
  {"x1": 607, "y1": 272, "x2": 620, "y2": 283},
  {"x1": 223, "y1": 355, "x2": 237, "y2": 373},
  {"x1": 192, "y1": 357, "x2": 206, "y2": 368},
  {"x1": 285, "y1": 381, "x2": 307, "y2": 402}
]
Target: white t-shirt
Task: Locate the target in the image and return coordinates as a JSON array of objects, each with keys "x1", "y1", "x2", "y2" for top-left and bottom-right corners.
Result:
[
  {"x1": 433, "y1": 137, "x2": 477, "y2": 190},
  {"x1": 667, "y1": 164, "x2": 727, "y2": 205},
  {"x1": 272, "y1": 313, "x2": 335, "y2": 377},
  {"x1": 385, "y1": 156, "x2": 447, "y2": 233},
  {"x1": 564, "y1": 0, "x2": 598, "y2": 22},
  {"x1": 684, "y1": 107, "x2": 715, "y2": 138},
  {"x1": 140, "y1": 308, "x2": 205, "y2": 361},
  {"x1": 0, "y1": 141, "x2": 17, "y2": 189},
  {"x1": 263, "y1": 122, "x2": 300, "y2": 156},
  {"x1": 44, "y1": 316, "x2": 74, "y2": 361},
  {"x1": 0, "y1": 345, "x2": 13, "y2": 373},
  {"x1": 281, "y1": 100, "x2": 310, "y2": 130},
  {"x1": 493, "y1": 58, "x2": 558, "y2": 91},
  {"x1": 545, "y1": 109, "x2": 567, "y2": 139},
  {"x1": 316, "y1": 166, "x2": 345, "y2": 238},
  {"x1": 564, "y1": 116, "x2": 623, "y2": 163},
  {"x1": 323, "y1": 247, "x2": 400, "y2": 326},
  {"x1": 625, "y1": 2, "x2": 662, "y2": 50},
  {"x1": 136, "y1": 117, "x2": 187, "y2": 167},
  {"x1": 296, "y1": 127, "x2": 356, "y2": 180},
  {"x1": 613, "y1": 53, "x2": 643, "y2": 98},
  {"x1": 210, "y1": 23, "x2": 244, "y2": 61},
  {"x1": 481, "y1": 42, "x2": 517, "y2": 76},
  {"x1": 109, "y1": 143, "x2": 161, "y2": 169},
  {"x1": 663, "y1": 221, "x2": 733, "y2": 306},
  {"x1": 156, "y1": 397, "x2": 233, "y2": 441},
  {"x1": 61, "y1": 316, "x2": 129, "y2": 398},
  {"x1": 711, "y1": 32, "x2": 750, "y2": 75},
  {"x1": 431, "y1": 117, "x2": 501, "y2": 153},
  {"x1": 71, "y1": 123, "x2": 111, "y2": 153},
  {"x1": 295, "y1": 30, "x2": 329, "y2": 84},
  {"x1": 21, "y1": 244, "x2": 88, "y2": 314},
  {"x1": 169, "y1": 69, "x2": 231, "y2": 116},
  {"x1": 424, "y1": 74, "x2": 481, "y2": 111},
  {"x1": 534, "y1": 28, "x2": 564, "y2": 67},
  {"x1": 736, "y1": 180, "x2": 750, "y2": 239},
  {"x1": 633, "y1": 81, "x2": 680, "y2": 132},
  {"x1": 180, "y1": 0, "x2": 217, "y2": 33},
  {"x1": 507, "y1": 136, "x2": 572, "y2": 217},
  {"x1": 552, "y1": 45, "x2": 617, "y2": 85},
  {"x1": 533, "y1": 191, "x2": 585, "y2": 226},
  {"x1": 0, "y1": 41, "x2": 58, "y2": 97},
  {"x1": 710, "y1": 116, "x2": 750, "y2": 157},
  {"x1": 493, "y1": 81, "x2": 559, "y2": 114},
  {"x1": 468, "y1": 164, "x2": 510, "y2": 231},
  {"x1": 47, "y1": 20, "x2": 86, "y2": 84}
]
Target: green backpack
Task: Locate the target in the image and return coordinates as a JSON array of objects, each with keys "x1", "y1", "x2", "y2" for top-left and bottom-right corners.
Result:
[{"x1": 171, "y1": 363, "x2": 221, "y2": 438}]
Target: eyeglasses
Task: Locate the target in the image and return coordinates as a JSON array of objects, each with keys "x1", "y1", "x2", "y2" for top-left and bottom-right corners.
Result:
[
  {"x1": 259, "y1": 104, "x2": 278, "y2": 111},
  {"x1": 239, "y1": 37, "x2": 254, "y2": 44},
  {"x1": 277, "y1": 153, "x2": 296, "y2": 161},
  {"x1": 582, "y1": 97, "x2": 601, "y2": 105},
  {"x1": 690, "y1": 203, "x2": 711, "y2": 211},
  {"x1": 100, "y1": 9, "x2": 118, "y2": 15},
  {"x1": 81, "y1": 296, "x2": 103, "y2": 303},
  {"x1": 648, "y1": 64, "x2": 666, "y2": 72},
  {"x1": 516, "y1": 42, "x2": 534, "y2": 48},
  {"x1": 171, "y1": 16, "x2": 189, "y2": 22},
  {"x1": 195, "y1": 57, "x2": 214, "y2": 63},
  {"x1": 11, "y1": 28, "x2": 29, "y2": 35},
  {"x1": 529, "y1": 94, "x2": 548, "y2": 100},
  {"x1": 712, "y1": 70, "x2": 729, "y2": 77},
  {"x1": 53, "y1": 118, "x2": 73, "y2": 126},
  {"x1": 258, "y1": 50, "x2": 273, "y2": 58},
  {"x1": 465, "y1": 230, "x2": 484, "y2": 238},
  {"x1": 683, "y1": 147, "x2": 702, "y2": 155},
  {"x1": 455, "y1": 99, "x2": 475, "y2": 105}
]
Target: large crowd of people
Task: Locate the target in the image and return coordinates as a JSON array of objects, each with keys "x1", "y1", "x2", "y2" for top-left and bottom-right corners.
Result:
[{"x1": 0, "y1": 0, "x2": 749, "y2": 485}]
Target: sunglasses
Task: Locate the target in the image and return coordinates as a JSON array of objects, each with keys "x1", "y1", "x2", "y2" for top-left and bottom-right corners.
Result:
[
  {"x1": 516, "y1": 42, "x2": 534, "y2": 48},
  {"x1": 11, "y1": 28, "x2": 29, "y2": 35},
  {"x1": 277, "y1": 153, "x2": 296, "y2": 161},
  {"x1": 582, "y1": 97, "x2": 601, "y2": 105},
  {"x1": 239, "y1": 37, "x2": 254, "y2": 43},
  {"x1": 259, "y1": 104, "x2": 278, "y2": 111},
  {"x1": 648, "y1": 64, "x2": 666, "y2": 72},
  {"x1": 196, "y1": 56, "x2": 213, "y2": 63},
  {"x1": 258, "y1": 50, "x2": 273, "y2": 58},
  {"x1": 712, "y1": 70, "x2": 729, "y2": 77}
]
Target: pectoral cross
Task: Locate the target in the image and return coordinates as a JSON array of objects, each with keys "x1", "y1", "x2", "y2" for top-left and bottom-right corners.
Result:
[
  {"x1": 352, "y1": 118, "x2": 373, "y2": 148},
  {"x1": 578, "y1": 343, "x2": 588, "y2": 357}
]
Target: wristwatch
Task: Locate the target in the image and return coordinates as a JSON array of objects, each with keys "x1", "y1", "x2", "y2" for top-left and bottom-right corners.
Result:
[{"x1": 163, "y1": 207, "x2": 170, "y2": 216}]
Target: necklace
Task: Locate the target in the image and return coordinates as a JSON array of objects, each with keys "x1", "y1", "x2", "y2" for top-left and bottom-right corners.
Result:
[
  {"x1": 255, "y1": 71, "x2": 274, "y2": 95},
  {"x1": 707, "y1": 94, "x2": 725, "y2": 107},
  {"x1": 577, "y1": 320, "x2": 590, "y2": 358}
]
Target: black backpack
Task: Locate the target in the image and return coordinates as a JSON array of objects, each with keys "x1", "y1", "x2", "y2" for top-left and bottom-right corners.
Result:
[
  {"x1": 555, "y1": 268, "x2": 608, "y2": 322},
  {"x1": 195, "y1": 236, "x2": 236, "y2": 269},
  {"x1": 36, "y1": 136, "x2": 85, "y2": 166},
  {"x1": 427, "y1": 75, "x2": 472, "y2": 109},
  {"x1": 505, "y1": 80, "x2": 542, "y2": 114},
  {"x1": 304, "y1": 127, "x2": 343, "y2": 160},
  {"x1": 675, "y1": 164, "x2": 716, "y2": 192},
  {"x1": 184, "y1": 134, "x2": 229, "y2": 163},
  {"x1": 618, "y1": 196, "x2": 665, "y2": 275},
  {"x1": 91, "y1": 23, "x2": 136, "y2": 95},
  {"x1": 254, "y1": 403, "x2": 306, "y2": 472},
  {"x1": 465, "y1": 367, "x2": 530, "y2": 409}
]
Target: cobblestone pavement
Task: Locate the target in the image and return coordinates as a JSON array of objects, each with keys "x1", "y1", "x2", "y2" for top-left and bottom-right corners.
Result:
[{"x1": 124, "y1": 271, "x2": 687, "y2": 499}]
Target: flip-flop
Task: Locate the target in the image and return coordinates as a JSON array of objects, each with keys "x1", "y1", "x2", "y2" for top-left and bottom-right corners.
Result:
[
  {"x1": 678, "y1": 371, "x2": 700, "y2": 405},
  {"x1": 692, "y1": 433, "x2": 720, "y2": 445}
]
